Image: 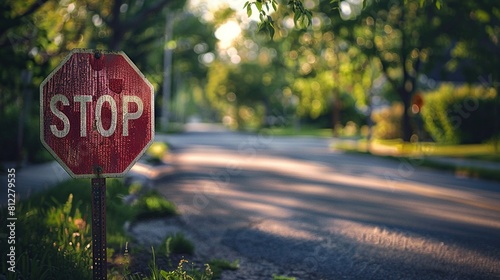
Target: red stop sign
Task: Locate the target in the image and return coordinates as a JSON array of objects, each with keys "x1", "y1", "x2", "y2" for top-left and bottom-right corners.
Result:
[{"x1": 40, "y1": 49, "x2": 154, "y2": 178}]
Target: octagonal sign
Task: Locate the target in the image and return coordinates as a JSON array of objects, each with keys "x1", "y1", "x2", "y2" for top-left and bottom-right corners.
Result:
[{"x1": 40, "y1": 49, "x2": 154, "y2": 178}]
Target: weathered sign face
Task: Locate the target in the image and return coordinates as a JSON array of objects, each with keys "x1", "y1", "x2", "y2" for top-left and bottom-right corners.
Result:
[{"x1": 40, "y1": 49, "x2": 154, "y2": 178}]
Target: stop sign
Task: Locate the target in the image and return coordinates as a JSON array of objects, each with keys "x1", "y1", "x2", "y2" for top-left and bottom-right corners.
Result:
[{"x1": 40, "y1": 49, "x2": 154, "y2": 178}]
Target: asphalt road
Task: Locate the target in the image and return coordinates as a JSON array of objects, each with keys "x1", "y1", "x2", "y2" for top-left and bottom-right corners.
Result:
[{"x1": 153, "y1": 125, "x2": 500, "y2": 279}]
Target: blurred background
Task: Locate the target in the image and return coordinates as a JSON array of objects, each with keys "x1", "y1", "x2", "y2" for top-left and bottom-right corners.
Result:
[{"x1": 1, "y1": 0, "x2": 499, "y2": 165}]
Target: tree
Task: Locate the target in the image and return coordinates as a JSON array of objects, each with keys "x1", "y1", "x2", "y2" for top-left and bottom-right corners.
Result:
[
  {"x1": 0, "y1": 0, "x2": 192, "y2": 162},
  {"x1": 247, "y1": 0, "x2": 498, "y2": 142}
]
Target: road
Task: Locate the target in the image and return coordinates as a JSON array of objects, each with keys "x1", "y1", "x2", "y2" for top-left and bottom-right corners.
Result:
[{"x1": 152, "y1": 124, "x2": 500, "y2": 279}]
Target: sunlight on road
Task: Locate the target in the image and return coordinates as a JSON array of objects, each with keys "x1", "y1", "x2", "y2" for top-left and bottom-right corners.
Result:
[
  {"x1": 333, "y1": 220, "x2": 500, "y2": 276},
  {"x1": 163, "y1": 144, "x2": 500, "y2": 278},
  {"x1": 177, "y1": 147, "x2": 500, "y2": 231}
]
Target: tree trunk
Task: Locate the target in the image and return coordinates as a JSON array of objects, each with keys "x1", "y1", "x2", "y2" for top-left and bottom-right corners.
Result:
[
  {"x1": 331, "y1": 89, "x2": 341, "y2": 137},
  {"x1": 398, "y1": 5, "x2": 414, "y2": 142},
  {"x1": 110, "y1": 0, "x2": 123, "y2": 50},
  {"x1": 399, "y1": 87, "x2": 413, "y2": 142}
]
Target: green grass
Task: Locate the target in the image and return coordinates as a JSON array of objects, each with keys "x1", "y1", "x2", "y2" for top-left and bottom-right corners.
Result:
[
  {"x1": 461, "y1": 154, "x2": 500, "y2": 162},
  {"x1": 332, "y1": 139, "x2": 500, "y2": 182},
  {"x1": 260, "y1": 126, "x2": 333, "y2": 137},
  {"x1": 1, "y1": 181, "x2": 95, "y2": 280},
  {"x1": 332, "y1": 138, "x2": 500, "y2": 157},
  {"x1": 163, "y1": 233, "x2": 195, "y2": 255},
  {"x1": 157, "y1": 122, "x2": 185, "y2": 134},
  {"x1": 273, "y1": 275, "x2": 296, "y2": 280},
  {"x1": 208, "y1": 259, "x2": 239, "y2": 278},
  {"x1": 1, "y1": 178, "x2": 240, "y2": 280},
  {"x1": 133, "y1": 190, "x2": 177, "y2": 220}
]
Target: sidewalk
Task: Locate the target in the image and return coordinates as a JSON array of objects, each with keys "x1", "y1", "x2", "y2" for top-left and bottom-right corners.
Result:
[
  {"x1": 1, "y1": 153, "x2": 174, "y2": 207},
  {"x1": 0, "y1": 161, "x2": 70, "y2": 206}
]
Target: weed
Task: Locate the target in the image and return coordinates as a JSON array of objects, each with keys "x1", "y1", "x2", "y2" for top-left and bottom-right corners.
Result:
[
  {"x1": 208, "y1": 259, "x2": 239, "y2": 278},
  {"x1": 0, "y1": 178, "x2": 233, "y2": 280},
  {"x1": 164, "y1": 233, "x2": 195, "y2": 255},
  {"x1": 133, "y1": 190, "x2": 177, "y2": 220},
  {"x1": 273, "y1": 276, "x2": 296, "y2": 280},
  {"x1": 146, "y1": 247, "x2": 213, "y2": 280}
]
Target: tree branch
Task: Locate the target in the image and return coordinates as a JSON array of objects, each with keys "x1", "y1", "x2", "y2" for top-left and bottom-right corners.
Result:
[
  {"x1": 0, "y1": 0, "x2": 49, "y2": 38},
  {"x1": 16, "y1": 0, "x2": 49, "y2": 19}
]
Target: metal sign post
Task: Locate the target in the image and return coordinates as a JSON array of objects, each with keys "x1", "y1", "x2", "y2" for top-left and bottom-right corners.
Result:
[{"x1": 91, "y1": 176, "x2": 107, "y2": 279}]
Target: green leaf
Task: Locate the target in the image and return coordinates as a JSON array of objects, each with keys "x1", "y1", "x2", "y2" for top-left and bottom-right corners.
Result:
[
  {"x1": 247, "y1": 5, "x2": 252, "y2": 17},
  {"x1": 256, "y1": 1, "x2": 262, "y2": 11},
  {"x1": 243, "y1": 1, "x2": 249, "y2": 9},
  {"x1": 294, "y1": 11, "x2": 301, "y2": 25},
  {"x1": 436, "y1": 0, "x2": 441, "y2": 9},
  {"x1": 269, "y1": 24, "x2": 275, "y2": 39},
  {"x1": 272, "y1": 0, "x2": 277, "y2": 11}
]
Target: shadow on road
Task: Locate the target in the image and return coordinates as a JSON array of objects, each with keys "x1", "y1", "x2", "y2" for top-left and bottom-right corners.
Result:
[{"x1": 151, "y1": 142, "x2": 500, "y2": 279}]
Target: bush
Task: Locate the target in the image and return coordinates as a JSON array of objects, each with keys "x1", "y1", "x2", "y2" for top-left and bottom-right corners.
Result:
[
  {"x1": 371, "y1": 103, "x2": 403, "y2": 140},
  {"x1": 421, "y1": 84, "x2": 499, "y2": 144}
]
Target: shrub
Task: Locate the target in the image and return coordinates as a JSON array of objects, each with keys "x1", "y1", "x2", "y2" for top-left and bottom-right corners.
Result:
[
  {"x1": 371, "y1": 103, "x2": 403, "y2": 140},
  {"x1": 146, "y1": 142, "x2": 169, "y2": 164},
  {"x1": 421, "y1": 83, "x2": 499, "y2": 144}
]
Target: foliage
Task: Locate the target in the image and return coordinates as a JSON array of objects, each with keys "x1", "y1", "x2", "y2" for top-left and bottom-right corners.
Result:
[
  {"x1": 0, "y1": 179, "x2": 138, "y2": 280},
  {"x1": 247, "y1": 0, "x2": 499, "y2": 141},
  {"x1": 149, "y1": 253, "x2": 213, "y2": 280},
  {"x1": 0, "y1": 0, "x2": 217, "y2": 163},
  {"x1": 206, "y1": 59, "x2": 282, "y2": 129},
  {"x1": 333, "y1": 140, "x2": 500, "y2": 181},
  {"x1": 293, "y1": 72, "x2": 334, "y2": 119},
  {"x1": 244, "y1": 0, "x2": 279, "y2": 38},
  {"x1": 133, "y1": 190, "x2": 177, "y2": 220},
  {"x1": 164, "y1": 233, "x2": 195, "y2": 255},
  {"x1": 372, "y1": 103, "x2": 403, "y2": 140},
  {"x1": 1, "y1": 184, "x2": 93, "y2": 280},
  {"x1": 0, "y1": 178, "x2": 226, "y2": 279},
  {"x1": 273, "y1": 275, "x2": 296, "y2": 280},
  {"x1": 252, "y1": 0, "x2": 443, "y2": 38},
  {"x1": 145, "y1": 142, "x2": 170, "y2": 164},
  {"x1": 207, "y1": 259, "x2": 239, "y2": 277},
  {"x1": 421, "y1": 83, "x2": 499, "y2": 144}
]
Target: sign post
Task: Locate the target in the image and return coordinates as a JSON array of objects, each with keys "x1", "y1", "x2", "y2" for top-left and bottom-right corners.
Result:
[
  {"x1": 40, "y1": 49, "x2": 154, "y2": 279},
  {"x1": 91, "y1": 177, "x2": 106, "y2": 279}
]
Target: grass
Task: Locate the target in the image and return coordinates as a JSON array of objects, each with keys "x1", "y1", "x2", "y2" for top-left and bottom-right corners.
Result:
[
  {"x1": 259, "y1": 126, "x2": 333, "y2": 137},
  {"x1": 1, "y1": 179, "x2": 236, "y2": 280},
  {"x1": 157, "y1": 122, "x2": 185, "y2": 134},
  {"x1": 332, "y1": 138, "x2": 500, "y2": 157},
  {"x1": 332, "y1": 138, "x2": 500, "y2": 182},
  {"x1": 207, "y1": 259, "x2": 239, "y2": 278},
  {"x1": 133, "y1": 190, "x2": 177, "y2": 220},
  {"x1": 417, "y1": 158, "x2": 500, "y2": 182},
  {"x1": 163, "y1": 233, "x2": 195, "y2": 255},
  {"x1": 273, "y1": 276, "x2": 296, "y2": 280}
]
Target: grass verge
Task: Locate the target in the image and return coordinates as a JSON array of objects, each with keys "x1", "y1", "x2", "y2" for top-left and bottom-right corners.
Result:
[
  {"x1": 0, "y1": 179, "x2": 236, "y2": 279},
  {"x1": 332, "y1": 139, "x2": 500, "y2": 182}
]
